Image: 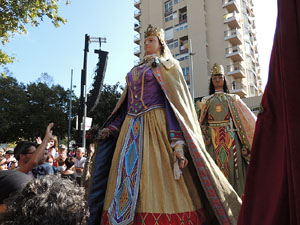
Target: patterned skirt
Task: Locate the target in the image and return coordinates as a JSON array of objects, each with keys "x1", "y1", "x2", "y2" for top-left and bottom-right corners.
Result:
[{"x1": 101, "y1": 108, "x2": 207, "y2": 225}]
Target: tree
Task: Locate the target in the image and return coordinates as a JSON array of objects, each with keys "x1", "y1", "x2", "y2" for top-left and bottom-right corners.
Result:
[
  {"x1": 86, "y1": 83, "x2": 123, "y2": 141},
  {"x1": 0, "y1": 0, "x2": 69, "y2": 75},
  {"x1": 36, "y1": 72, "x2": 55, "y2": 87},
  {"x1": 24, "y1": 80, "x2": 70, "y2": 140},
  {"x1": 0, "y1": 75, "x2": 27, "y2": 142},
  {"x1": 0, "y1": 72, "x2": 78, "y2": 143}
]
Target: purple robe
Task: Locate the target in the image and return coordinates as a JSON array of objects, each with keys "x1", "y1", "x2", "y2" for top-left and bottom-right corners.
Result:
[{"x1": 108, "y1": 63, "x2": 183, "y2": 141}]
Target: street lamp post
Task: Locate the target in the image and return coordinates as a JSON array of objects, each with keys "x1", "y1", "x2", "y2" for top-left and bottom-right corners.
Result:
[{"x1": 189, "y1": 39, "x2": 196, "y2": 101}]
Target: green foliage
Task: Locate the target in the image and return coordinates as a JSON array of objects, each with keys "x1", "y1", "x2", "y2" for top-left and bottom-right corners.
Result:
[
  {"x1": 0, "y1": 72, "x2": 78, "y2": 143},
  {"x1": 0, "y1": 72, "x2": 123, "y2": 144},
  {"x1": 87, "y1": 83, "x2": 123, "y2": 140},
  {"x1": 0, "y1": 0, "x2": 69, "y2": 68},
  {"x1": 0, "y1": 75, "x2": 27, "y2": 142}
]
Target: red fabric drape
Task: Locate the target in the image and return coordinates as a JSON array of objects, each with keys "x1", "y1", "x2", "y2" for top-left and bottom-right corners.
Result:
[{"x1": 238, "y1": 0, "x2": 300, "y2": 224}]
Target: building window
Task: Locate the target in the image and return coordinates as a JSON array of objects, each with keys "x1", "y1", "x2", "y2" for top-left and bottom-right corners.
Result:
[
  {"x1": 165, "y1": 14, "x2": 173, "y2": 22},
  {"x1": 179, "y1": 7, "x2": 187, "y2": 23},
  {"x1": 175, "y1": 22, "x2": 188, "y2": 32},
  {"x1": 165, "y1": 27, "x2": 174, "y2": 41},
  {"x1": 165, "y1": 0, "x2": 173, "y2": 15},
  {"x1": 175, "y1": 53, "x2": 189, "y2": 61},
  {"x1": 179, "y1": 36, "x2": 189, "y2": 53},
  {"x1": 167, "y1": 39, "x2": 179, "y2": 49},
  {"x1": 174, "y1": 0, "x2": 184, "y2": 4}
]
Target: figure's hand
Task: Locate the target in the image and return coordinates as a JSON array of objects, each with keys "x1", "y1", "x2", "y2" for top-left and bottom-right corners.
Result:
[
  {"x1": 100, "y1": 128, "x2": 112, "y2": 140},
  {"x1": 175, "y1": 150, "x2": 188, "y2": 169}
]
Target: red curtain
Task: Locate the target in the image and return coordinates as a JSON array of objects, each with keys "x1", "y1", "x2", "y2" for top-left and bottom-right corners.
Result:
[{"x1": 238, "y1": 0, "x2": 300, "y2": 224}]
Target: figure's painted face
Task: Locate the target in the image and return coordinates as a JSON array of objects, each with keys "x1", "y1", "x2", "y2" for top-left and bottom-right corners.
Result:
[
  {"x1": 144, "y1": 35, "x2": 161, "y2": 56},
  {"x1": 212, "y1": 74, "x2": 225, "y2": 90}
]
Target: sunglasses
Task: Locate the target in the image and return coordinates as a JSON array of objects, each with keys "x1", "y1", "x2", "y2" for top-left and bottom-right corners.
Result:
[{"x1": 23, "y1": 151, "x2": 35, "y2": 155}]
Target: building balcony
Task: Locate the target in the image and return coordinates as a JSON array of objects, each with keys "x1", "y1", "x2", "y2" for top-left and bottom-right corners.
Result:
[
  {"x1": 134, "y1": 9, "x2": 141, "y2": 19},
  {"x1": 231, "y1": 83, "x2": 247, "y2": 97},
  {"x1": 134, "y1": 34, "x2": 140, "y2": 44},
  {"x1": 224, "y1": 29, "x2": 242, "y2": 45},
  {"x1": 226, "y1": 46, "x2": 244, "y2": 61},
  {"x1": 134, "y1": 46, "x2": 141, "y2": 57},
  {"x1": 134, "y1": 0, "x2": 141, "y2": 9},
  {"x1": 222, "y1": 0, "x2": 239, "y2": 13},
  {"x1": 134, "y1": 23, "x2": 141, "y2": 32},
  {"x1": 224, "y1": 12, "x2": 241, "y2": 29},
  {"x1": 227, "y1": 63, "x2": 246, "y2": 79}
]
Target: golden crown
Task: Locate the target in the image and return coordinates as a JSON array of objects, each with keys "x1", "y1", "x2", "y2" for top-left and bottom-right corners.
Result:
[
  {"x1": 211, "y1": 63, "x2": 225, "y2": 75},
  {"x1": 144, "y1": 24, "x2": 165, "y2": 44}
]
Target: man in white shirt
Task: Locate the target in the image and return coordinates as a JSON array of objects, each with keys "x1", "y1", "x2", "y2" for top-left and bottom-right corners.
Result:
[{"x1": 75, "y1": 147, "x2": 86, "y2": 185}]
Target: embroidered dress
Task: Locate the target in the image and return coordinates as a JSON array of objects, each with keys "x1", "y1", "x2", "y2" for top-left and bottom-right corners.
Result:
[
  {"x1": 199, "y1": 92, "x2": 255, "y2": 196},
  {"x1": 101, "y1": 62, "x2": 206, "y2": 225}
]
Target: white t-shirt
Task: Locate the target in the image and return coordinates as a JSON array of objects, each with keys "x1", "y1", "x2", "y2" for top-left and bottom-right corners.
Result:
[{"x1": 75, "y1": 157, "x2": 86, "y2": 177}]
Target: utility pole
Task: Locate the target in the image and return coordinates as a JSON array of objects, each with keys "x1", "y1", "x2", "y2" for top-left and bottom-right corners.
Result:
[
  {"x1": 67, "y1": 69, "x2": 73, "y2": 152},
  {"x1": 77, "y1": 34, "x2": 90, "y2": 148},
  {"x1": 78, "y1": 35, "x2": 107, "y2": 150}
]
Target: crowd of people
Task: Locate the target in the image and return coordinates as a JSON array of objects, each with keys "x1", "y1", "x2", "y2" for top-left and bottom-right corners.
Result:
[
  {"x1": 0, "y1": 138, "x2": 92, "y2": 184},
  {"x1": 0, "y1": 123, "x2": 94, "y2": 224}
]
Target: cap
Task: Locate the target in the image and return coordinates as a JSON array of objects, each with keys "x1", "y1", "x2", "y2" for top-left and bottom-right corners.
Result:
[{"x1": 6, "y1": 150, "x2": 14, "y2": 155}]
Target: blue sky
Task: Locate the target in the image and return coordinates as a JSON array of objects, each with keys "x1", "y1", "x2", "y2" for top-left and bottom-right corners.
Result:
[{"x1": 2, "y1": 0, "x2": 277, "y2": 97}]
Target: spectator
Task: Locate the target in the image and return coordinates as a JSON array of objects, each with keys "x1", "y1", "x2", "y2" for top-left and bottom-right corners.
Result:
[
  {"x1": 14, "y1": 141, "x2": 38, "y2": 176},
  {"x1": 0, "y1": 156, "x2": 7, "y2": 170},
  {"x1": 4, "y1": 150, "x2": 17, "y2": 170},
  {"x1": 61, "y1": 157, "x2": 76, "y2": 181},
  {"x1": 14, "y1": 123, "x2": 54, "y2": 175},
  {"x1": 53, "y1": 144, "x2": 67, "y2": 169},
  {"x1": 75, "y1": 147, "x2": 86, "y2": 185},
  {"x1": 47, "y1": 135, "x2": 58, "y2": 158},
  {"x1": 0, "y1": 123, "x2": 54, "y2": 213},
  {"x1": 46, "y1": 154, "x2": 54, "y2": 166},
  {"x1": 0, "y1": 148, "x2": 5, "y2": 157},
  {"x1": 32, "y1": 152, "x2": 58, "y2": 178},
  {"x1": 57, "y1": 157, "x2": 66, "y2": 172},
  {"x1": 0, "y1": 176, "x2": 88, "y2": 224}
]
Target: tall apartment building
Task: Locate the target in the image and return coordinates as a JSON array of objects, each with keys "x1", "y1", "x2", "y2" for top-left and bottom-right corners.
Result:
[{"x1": 133, "y1": 0, "x2": 262, "y2": 99}]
